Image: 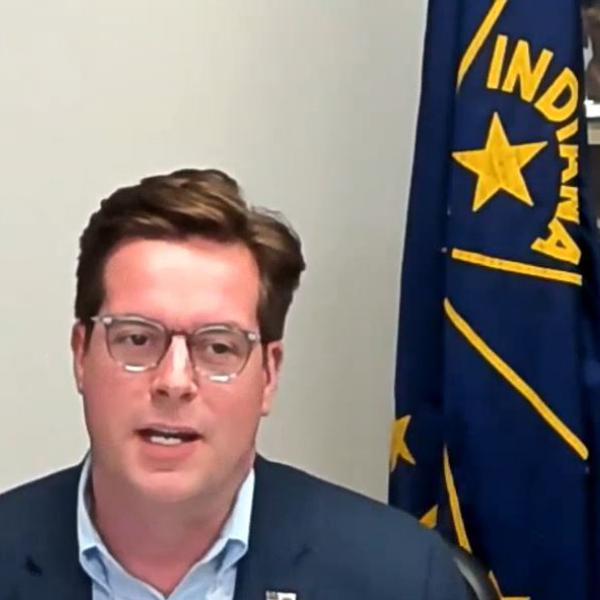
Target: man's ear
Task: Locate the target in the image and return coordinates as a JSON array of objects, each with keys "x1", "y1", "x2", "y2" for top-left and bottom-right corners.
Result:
[
  {"x1": 71, "y1": 322, "x2": 87, "y2": 394},
  {"x1": 261, "y1": 341, "x2": 283, "y2": 416}
]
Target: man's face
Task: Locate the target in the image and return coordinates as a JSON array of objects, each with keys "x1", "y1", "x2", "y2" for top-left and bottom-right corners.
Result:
[{"x1": 71, "y1": 237, "x2": 281, "y2": 504}]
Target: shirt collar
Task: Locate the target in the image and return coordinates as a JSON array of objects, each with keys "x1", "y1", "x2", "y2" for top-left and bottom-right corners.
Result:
[{"x1": 77, "y1": 452, "x2": 254, "y2": 577}]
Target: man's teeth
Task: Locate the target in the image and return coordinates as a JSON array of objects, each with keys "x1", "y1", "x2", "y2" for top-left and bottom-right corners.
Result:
[{"x1": 149, "y1": 435, "x2": 184, "y2": 446}]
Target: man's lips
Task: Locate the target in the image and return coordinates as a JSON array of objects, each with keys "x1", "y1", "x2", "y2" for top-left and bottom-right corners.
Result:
[{"x1": 136, "y1": 425, "x2": 201, "y2": 442}]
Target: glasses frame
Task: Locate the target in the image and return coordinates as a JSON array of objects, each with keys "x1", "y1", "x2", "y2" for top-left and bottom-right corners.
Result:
[{"x1": 89, "y1": 314, "x2": 261, "y2": 383}]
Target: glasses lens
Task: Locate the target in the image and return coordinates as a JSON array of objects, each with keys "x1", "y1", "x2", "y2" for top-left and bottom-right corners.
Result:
[
  {"x1": 106, "y1": 319, "x2": 167, "y2": 369},
  {"x1": 190, "y1": 328, "x2": 251, "y2": 376}
]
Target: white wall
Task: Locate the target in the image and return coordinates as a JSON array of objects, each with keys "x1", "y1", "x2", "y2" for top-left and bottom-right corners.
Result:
[{"x1": 0, "y1": 1, "x2": 426, "y2": 501}]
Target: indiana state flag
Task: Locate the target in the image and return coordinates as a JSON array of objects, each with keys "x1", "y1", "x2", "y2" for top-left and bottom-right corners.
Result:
[{"x1": 389, "y1": 1, "x2": 600, "y2": 599}]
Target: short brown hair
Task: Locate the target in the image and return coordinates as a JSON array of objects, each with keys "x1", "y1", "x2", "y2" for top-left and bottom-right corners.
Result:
[{"x1": 75, "y1": 168, "x2": 305, "y2": 343}]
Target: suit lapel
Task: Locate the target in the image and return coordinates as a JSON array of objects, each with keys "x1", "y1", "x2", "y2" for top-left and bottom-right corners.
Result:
[
  {"x1": 16, "y1": 556, "x2": 91, "y2": 600},
  {"x1": 14, "y1": 465, "x2": 91, "y2": 600},
  {"x1": 233, "y1": 457, "x2": 317, "y2": 600},
  {"x1": 14, "y1": 458, "x2": 316, "y2": 600}
]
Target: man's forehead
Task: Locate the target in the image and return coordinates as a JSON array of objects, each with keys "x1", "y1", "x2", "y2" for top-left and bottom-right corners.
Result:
[{"x1": 100, "y1": 237, "x2": 261, "y2": 325}]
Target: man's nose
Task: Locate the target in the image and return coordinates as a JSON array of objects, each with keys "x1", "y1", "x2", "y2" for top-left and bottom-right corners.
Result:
[{"x1": 150, "y1": 336, "x2": 199, "y2": 404}]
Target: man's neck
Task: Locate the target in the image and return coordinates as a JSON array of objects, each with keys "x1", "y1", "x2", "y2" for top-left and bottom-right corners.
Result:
[{"x1": 89, "y1": 466, "x2": 248, "y2": 596}]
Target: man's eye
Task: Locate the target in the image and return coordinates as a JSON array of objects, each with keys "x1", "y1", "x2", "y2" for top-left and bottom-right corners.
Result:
[
  {"x1": 209, "y1": 342, "x2": 234, "y2": 355},
  {"x1": 114, "y1": 332, "x2": 150, "y2": 346},
  {"x1": 129, "y1": 334, "x2": 149, "y2": 346}
]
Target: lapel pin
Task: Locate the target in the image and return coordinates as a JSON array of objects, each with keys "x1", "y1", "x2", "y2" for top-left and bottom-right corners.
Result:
[{"x1": 265, "y1": 592, "x2": 297, "y2": 600}]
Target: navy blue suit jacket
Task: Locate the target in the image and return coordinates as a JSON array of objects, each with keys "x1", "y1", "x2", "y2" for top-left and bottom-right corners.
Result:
[{"x1": 0, "y1": 456, "x2": 469, "y2": 599}]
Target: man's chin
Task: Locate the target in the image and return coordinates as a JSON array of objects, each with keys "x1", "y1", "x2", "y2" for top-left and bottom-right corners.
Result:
[{"x1": 133, "y1": 470, "x2": 206, "y2": 505}]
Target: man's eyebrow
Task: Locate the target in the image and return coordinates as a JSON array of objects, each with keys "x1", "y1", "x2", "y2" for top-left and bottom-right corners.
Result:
[
  {"x1": 107, "y1": 315, "x2": 254, "y2": 332},
  {"x1": 192, "y1": 320, "x2": 250, "y2": 331}
]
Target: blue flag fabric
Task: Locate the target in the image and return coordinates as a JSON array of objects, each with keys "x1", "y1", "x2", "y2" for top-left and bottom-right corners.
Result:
[{"x1": 389, "y1": 1, "x2": 600, "y2": 598}]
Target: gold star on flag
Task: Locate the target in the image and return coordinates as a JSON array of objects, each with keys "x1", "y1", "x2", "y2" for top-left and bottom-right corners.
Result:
[
  {"x1": 390, "y1": 415, "x2": 416, "y2": 471},
  {"x1": 452, "y1": 112, "x2": 547, "y2": 212},
  {"x1": 420, "y1": 505, "x2": 438, "y2": 529}
]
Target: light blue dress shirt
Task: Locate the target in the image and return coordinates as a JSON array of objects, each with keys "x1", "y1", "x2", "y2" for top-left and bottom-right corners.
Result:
[{"x1": 77, "y1": 455, "x2": 254, "y2": 600}]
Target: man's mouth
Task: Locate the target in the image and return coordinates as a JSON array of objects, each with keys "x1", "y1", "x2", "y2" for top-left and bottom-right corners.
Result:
[{"x1": 137, "y1": 427, "x2": 201, "y2": 446}]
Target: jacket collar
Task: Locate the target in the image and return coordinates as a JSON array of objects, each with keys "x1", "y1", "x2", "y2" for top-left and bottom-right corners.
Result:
[
  {"x1": 16, "y1": 464, "x2": 91, "y2": 600},
  {"x1": 233, "y1": 456, "x2": 317, "y2": 600},
  {"x1": 17, "y1": 456, "x2": 316, "y2": 600}
]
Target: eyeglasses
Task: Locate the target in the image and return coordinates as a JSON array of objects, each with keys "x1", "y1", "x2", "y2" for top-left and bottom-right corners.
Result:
[{"x1": 90, "y1": 314, "x2": 261, "y2": 383}]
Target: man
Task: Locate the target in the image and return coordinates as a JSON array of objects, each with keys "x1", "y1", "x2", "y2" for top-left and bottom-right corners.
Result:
[{"x1": 0, "y1": 169, "x2": 469, "y2": 599}]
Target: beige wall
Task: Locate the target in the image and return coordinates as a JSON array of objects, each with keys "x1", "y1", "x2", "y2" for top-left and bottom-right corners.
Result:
[{"x1": 0, "y1": 1, "x2": 426, "y2": 501}]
